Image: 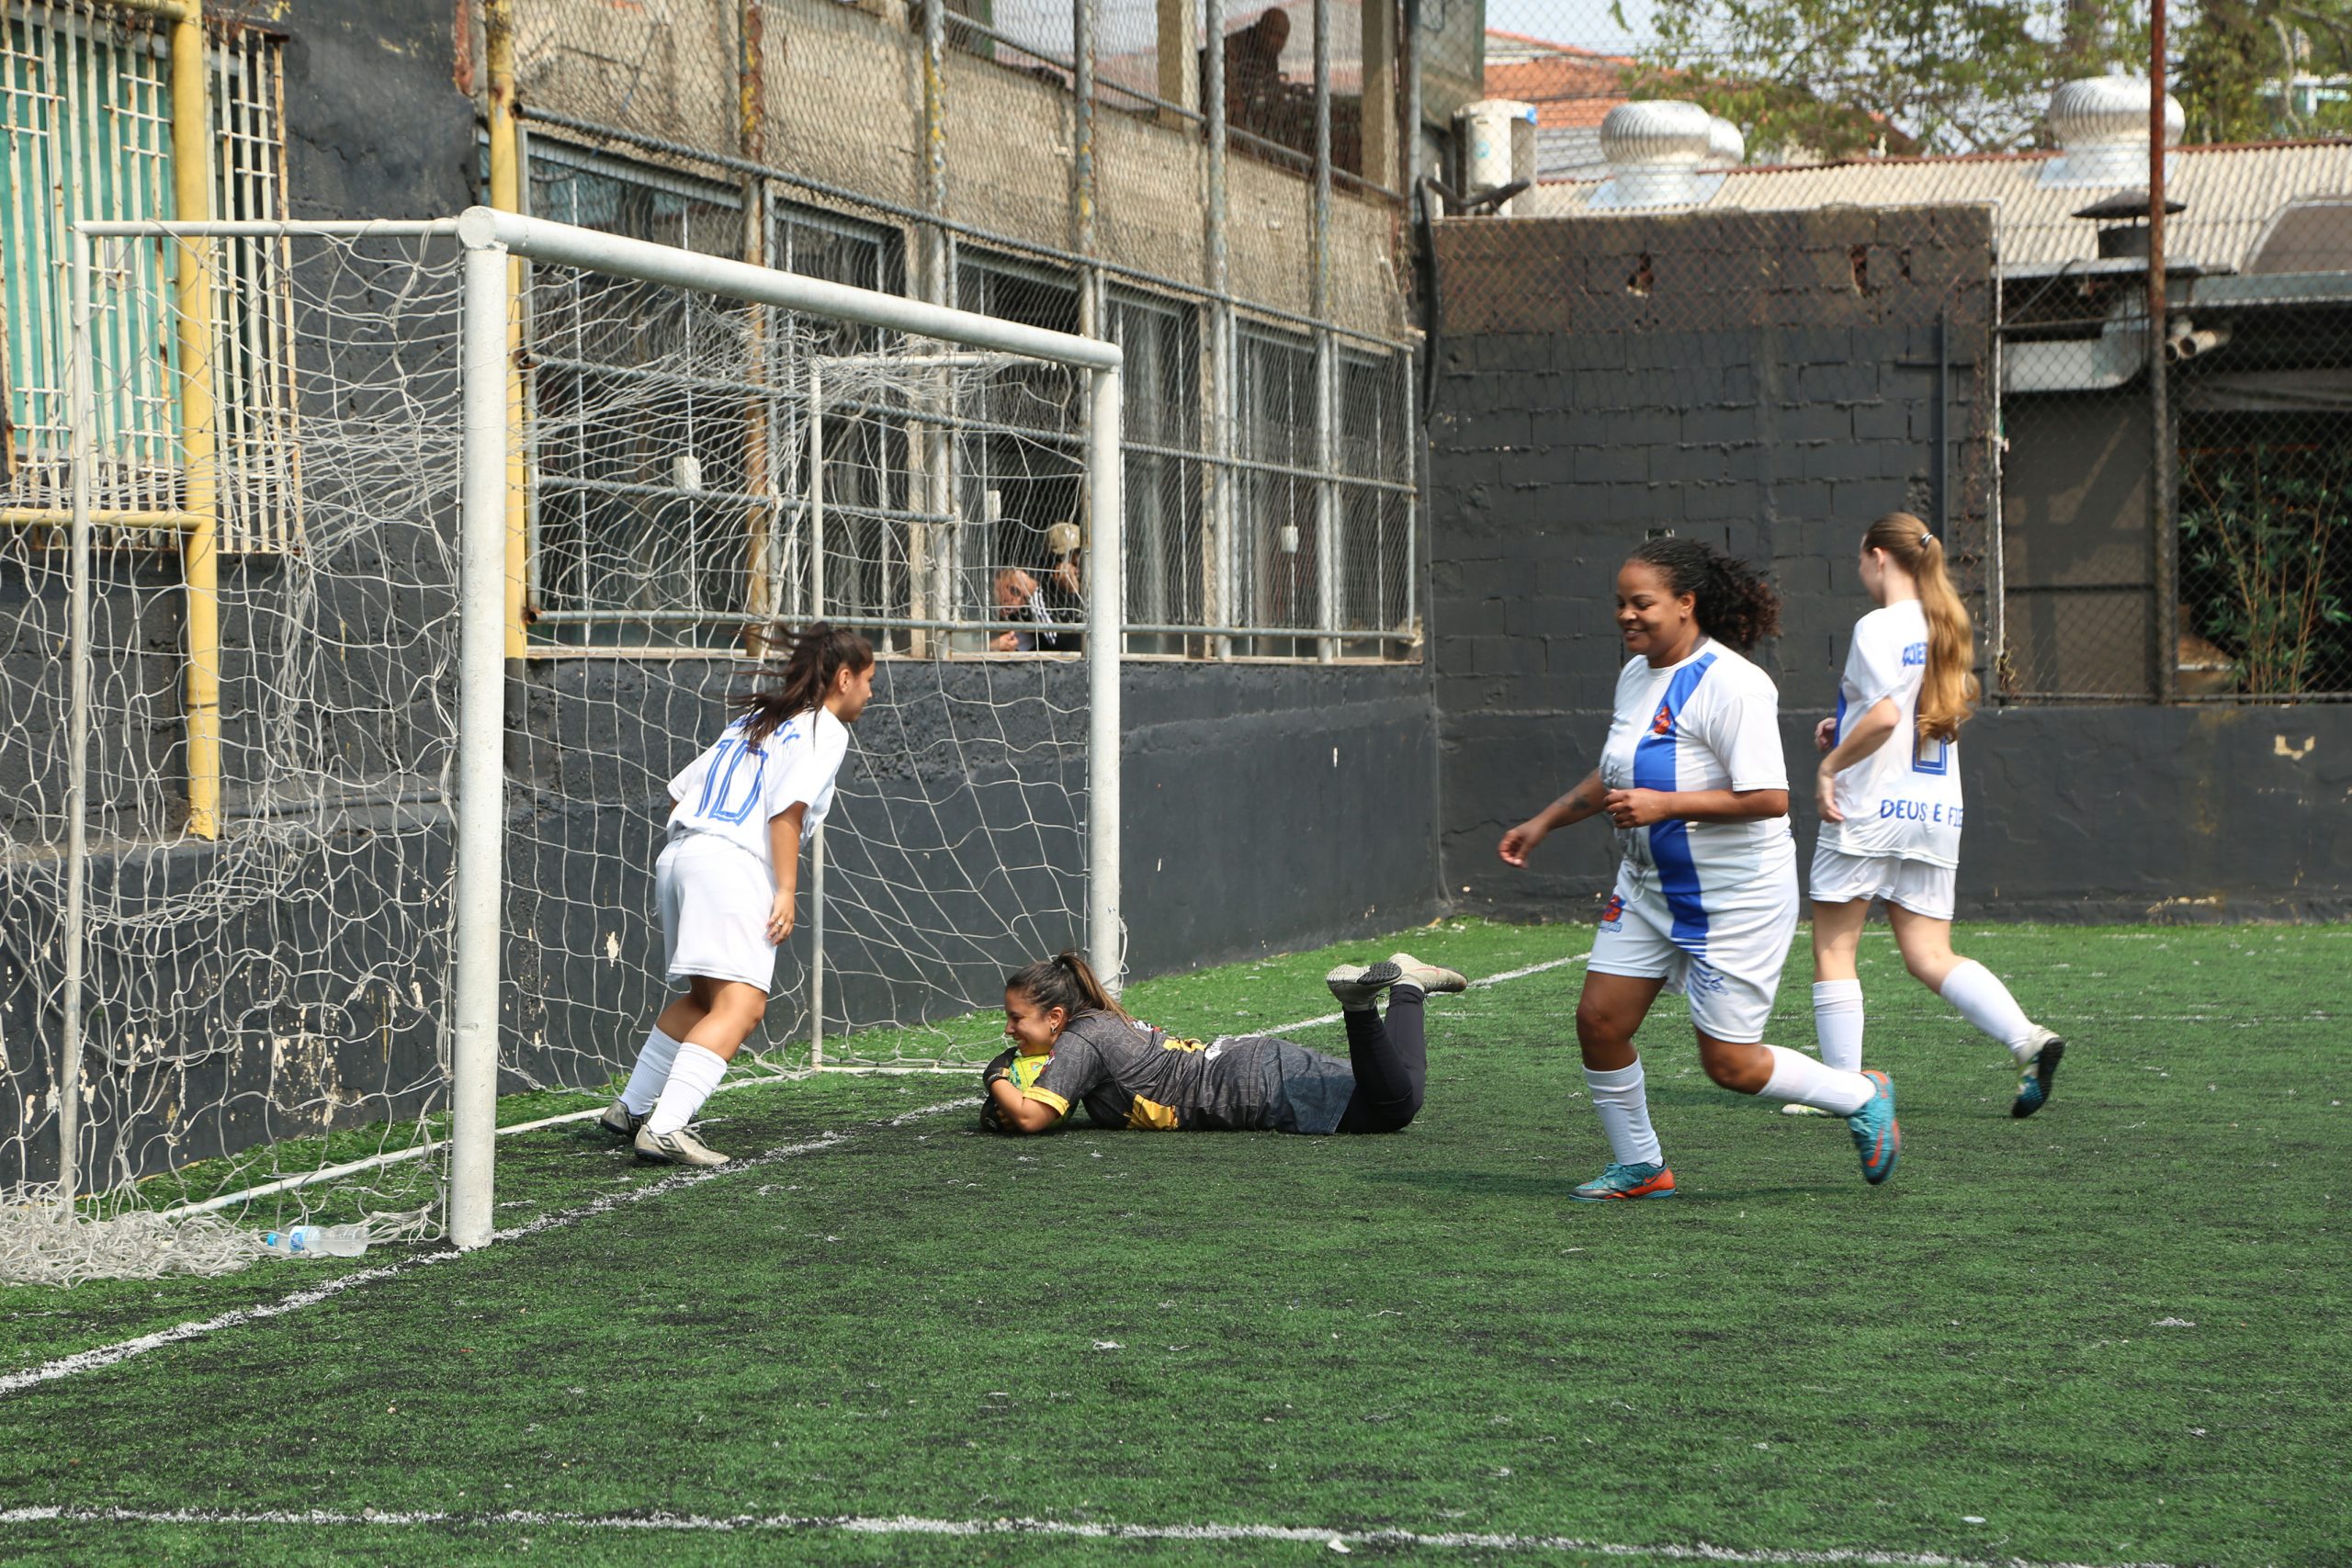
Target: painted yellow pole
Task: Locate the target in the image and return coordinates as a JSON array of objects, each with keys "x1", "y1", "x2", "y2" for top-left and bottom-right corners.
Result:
[
  {"x1": 169, "y1": 0, "x2": 221, "y2": 839},
  {"x1": 740, "y1": 0, "x2": 774, "y2": 657},
  {"x1": 485, "y1": 0, "x2": 526, "y2": 658}
]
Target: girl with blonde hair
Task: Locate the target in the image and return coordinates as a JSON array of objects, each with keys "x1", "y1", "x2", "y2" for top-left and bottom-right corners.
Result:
[{"x1": 1802, "y1": 513, "x2": 2065, "y2": 1119}]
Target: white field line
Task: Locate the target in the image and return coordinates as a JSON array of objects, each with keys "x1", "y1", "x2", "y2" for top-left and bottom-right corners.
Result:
[
  {"x1": 0, "y1": 1506, "x2": 2203, "y2": 1568},
  {"x1": 1266, "y1": 951, "x2": 1591, "y2": 1034},
  {"x1": 2, "y1": 1107, "x2": 974, "y2": 1399}
]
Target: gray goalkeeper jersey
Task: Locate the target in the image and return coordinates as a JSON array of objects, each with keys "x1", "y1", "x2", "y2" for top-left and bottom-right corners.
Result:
[{"x1": 1020, "y1": 1010, "x2": 1357, "y2": 1134}]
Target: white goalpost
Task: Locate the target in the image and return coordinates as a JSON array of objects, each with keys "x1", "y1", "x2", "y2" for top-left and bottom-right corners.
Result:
[
  {"x1": 3, "y1": 208, "x2": 1123, "y2": 1278},
  {"x1": 444, "y1": 207, "x2": 1125, "y2": 1248}
]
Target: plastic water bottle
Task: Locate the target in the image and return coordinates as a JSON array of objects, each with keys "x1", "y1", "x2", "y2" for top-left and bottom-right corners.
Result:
[{"x1": 260, "y1": 1223, "x2": 369, "y2": 1258}]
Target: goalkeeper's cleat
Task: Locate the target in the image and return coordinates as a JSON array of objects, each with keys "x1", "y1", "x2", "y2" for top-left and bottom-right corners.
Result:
[
  {"x1": 598, "y1": 1099, "x2": 647, "y2": 1139},
  {"x1": 633, "y1": 1126, "x2": 730, "y2": 1167},
  {"x1": 2011, "y1": 1028, "x2": 2065, "y2": 1119},
  {"x1": 1569, "y1": 1160, "x2": 1679, "y2": 1201},
  {"x1": 1385, "y1": 953, "x2": 1468, "y2": 995},
  {"x1": 1846, "y1": 1069, "x2": 1900, "y2": 1185},
  {"x1": 1778, "y1": 1101, "x2": 1834, "y2": 1117},
  {"x1": 1326, "y1": 960, "x2": 1402, "y2": 1010}
]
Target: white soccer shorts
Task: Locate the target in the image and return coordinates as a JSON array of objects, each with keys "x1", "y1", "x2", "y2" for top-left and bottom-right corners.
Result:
[
  {"x1": 1808, "y1": 843, "x2": 1957, "y2": 921},
  {"x1": 657, "y1": 834, "x2": 780, "y2": 991},
  {"x1": 1588, "y1": 859, "x2": 1798, "y2": 1045}
]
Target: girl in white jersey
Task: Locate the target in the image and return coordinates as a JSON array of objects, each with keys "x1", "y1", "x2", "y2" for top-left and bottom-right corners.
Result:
[
  {"x1": 1802, "y1": 512, "x2": 2064, "y2": 1118},
  {"x1": 1499, "y1": 538, "x2": 1900, "y2": 1200},
  {"x1": 600, "y1": 624, "x2": 877, "y2": 1166}
]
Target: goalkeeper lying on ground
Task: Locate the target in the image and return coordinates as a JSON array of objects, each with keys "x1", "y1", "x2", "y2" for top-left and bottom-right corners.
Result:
[{"x1": 980, "y1": 949, "x2": 1464, "y2": 1135}]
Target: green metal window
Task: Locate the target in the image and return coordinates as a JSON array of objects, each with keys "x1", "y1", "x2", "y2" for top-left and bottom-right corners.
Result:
[{"x1": 0, "y1": 3, "x2": 292, "y2": 548}]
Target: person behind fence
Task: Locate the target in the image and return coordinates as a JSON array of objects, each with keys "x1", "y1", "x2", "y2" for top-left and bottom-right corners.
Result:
[
  {"x1": 979, "y1": 949, "x2": 1463, "y2": 1136},
  {"x1": 1497, "y1": 536, "x2": 1901, "y2": 1201},
  {"x1": 600, "y1": 623, "x2": 876, "y2": 1167},
  {"x1": 1797, "y1": 511, "x2": 2067, "y2": 1122},
  {"x1": 990, "y1": 558, "x2": 1080, "y2": 653}
]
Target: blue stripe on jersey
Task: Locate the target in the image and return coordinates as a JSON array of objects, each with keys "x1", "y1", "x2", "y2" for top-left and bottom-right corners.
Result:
[
  {"x1": 1833, "y1": 689, "x2": 1848, "y2": 743},
  {"x1": 1633, "y1": 652, "x2": 1719, "y2": 951}
]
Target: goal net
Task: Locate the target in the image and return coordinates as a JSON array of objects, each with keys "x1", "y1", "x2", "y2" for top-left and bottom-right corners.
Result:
[{"x1": 0, "y1": 212, "x2": 1123, "y2": 1282}]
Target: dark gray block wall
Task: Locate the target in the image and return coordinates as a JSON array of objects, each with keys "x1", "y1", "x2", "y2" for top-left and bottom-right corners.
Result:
[{"x1": 1426, "y1": 206, "x2": 2351, "y2": 924}]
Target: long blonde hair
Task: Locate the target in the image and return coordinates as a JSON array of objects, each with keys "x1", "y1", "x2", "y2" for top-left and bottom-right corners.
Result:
[{"x1": 1863, "y1": 512, "x2": 1976, "y2": 742}]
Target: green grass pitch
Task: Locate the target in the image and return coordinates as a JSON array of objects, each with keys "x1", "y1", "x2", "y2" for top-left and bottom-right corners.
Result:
[{"x1": 1, "y1": 919, "x2": 2346, "y2": 1566}]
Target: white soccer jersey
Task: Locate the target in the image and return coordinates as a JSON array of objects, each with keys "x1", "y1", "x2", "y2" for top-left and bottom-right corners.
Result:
[
  {"x1": 665, "y1": 707, "x2": 850, "y2": 879},
  {"x1": 1818, "y1": 602, "x2": 1962, "y2": 868},
  {"x1": 1594, "y1": 639, "x2": 1796, "y2": 947}
]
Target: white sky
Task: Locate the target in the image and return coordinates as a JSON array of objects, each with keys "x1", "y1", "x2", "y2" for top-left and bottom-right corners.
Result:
[{"x1": 986, "y1": 0, "x2": 1659, "y2": 60}]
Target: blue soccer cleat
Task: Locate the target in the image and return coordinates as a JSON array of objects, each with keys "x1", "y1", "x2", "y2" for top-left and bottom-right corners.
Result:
[
  {"x1": 2012, "y1": 1028, "x2": 2065, "y2": 1119},
  {"x1": 1846, "y1": 1070, "x2": 1900, "y2": 1185},
  {"x1": 1569, "y1": 1160, "x2": 1679, "y2": 1201}
]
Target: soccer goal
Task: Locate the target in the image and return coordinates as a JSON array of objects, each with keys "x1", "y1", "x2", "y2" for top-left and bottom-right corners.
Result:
[{"x1": 0, "y1": 208, "x2": 1123, "y2": 1279}]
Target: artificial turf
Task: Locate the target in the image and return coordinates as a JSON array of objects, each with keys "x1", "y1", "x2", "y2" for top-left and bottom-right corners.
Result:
[{"x1": 0, "y1": 918, "x2": 2346, "y2": 1566}]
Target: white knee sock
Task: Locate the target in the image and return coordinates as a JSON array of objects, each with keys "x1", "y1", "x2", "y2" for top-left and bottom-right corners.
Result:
[
  {"x1": 646, "y1": 1042, "x2": 729, "y2": 1136},
  {"x1": 1939, "y1": 959, "x2": 2038, "y2": 1058},
  {"x1": 1582, "y1": 1062, "x2": 1664, "y2": 1168},
  {"x1": 1812, "y1": 980, "x2": 1865, "y2": 1073},
  {"x1": 1759, "y1": 1043, "x2": 1875, "y2": 1115},
  {"x1": 619, "y1": 1027, "x2": 683, "y2": 1115}
]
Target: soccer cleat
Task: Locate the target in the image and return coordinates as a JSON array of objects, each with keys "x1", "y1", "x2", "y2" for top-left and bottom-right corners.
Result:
[
  {"x1": 2011, "y1": 1028, "x2": 2065, "y2": 1119},
  {"x1": 1569, "y1": 1160, "x2": 1679, "y2": 1201},
  {"x1": 1326, "y1": 960, "x2": 1402, "y2": 1010},
  {"x1": 1385, "y1": 953, "x2": 1468, "y2": 995},
  {"x1": 1846, "y1": 1069, "x2": 1900, "y2": 1185},
  {"x1": 598, "y1": 1099, "x2": 646, "y2": 1139},
  {"x1": 1778, "y1": 1101, "x2": 1834, "y2": 1117},
  {"x1": 633, "y1": 1125, "x2": 730, "y2": 1167}
]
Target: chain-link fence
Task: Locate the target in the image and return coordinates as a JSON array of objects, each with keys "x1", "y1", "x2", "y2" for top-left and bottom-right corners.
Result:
[
  {"x1": 1410, "y1": 0, "x2": 2352, "y2": 705},
  {"x1": 495, "y1": 0, "x2": 1420, "y2": 660}
]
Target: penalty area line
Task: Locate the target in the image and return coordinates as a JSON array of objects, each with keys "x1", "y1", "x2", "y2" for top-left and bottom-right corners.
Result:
[
  {"x1": 0, "y1": 1106, "x2": 967, "y2": 1400},
  {"x1": 0, "y1": 1506, "x2": 2195, "y2": 1568},
  {"x1": 7, "y1": 948, "x2": 1589, "y2": 1401}
]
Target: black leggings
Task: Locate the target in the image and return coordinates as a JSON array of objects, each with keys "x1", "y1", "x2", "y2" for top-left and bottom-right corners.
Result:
[{"x1": 1335, "y1": 986, "x2": 1428, "y2": 1134}]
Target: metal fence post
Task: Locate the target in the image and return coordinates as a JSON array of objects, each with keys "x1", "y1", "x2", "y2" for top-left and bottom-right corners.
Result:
[
  {"x1": 1312, "y1": 0, "x2": 1337, "y2": 662},
  {"x1": 2149, "y1": 24, "x2": 2177, "y2": 704},
  {"x1": 1204, "y1": 0, "x2": 1233, "y2": 660}
]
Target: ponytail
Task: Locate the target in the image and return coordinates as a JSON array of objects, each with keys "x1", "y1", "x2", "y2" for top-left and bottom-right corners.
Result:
[
  {"x1": 1624, "y1": 536, "x2": 1781, "y2": 652},
  {"x1": 738, "y1": 621, "x2": 875, "y2": 749},
  {"x1": 1004, "y1": 949, "x2": 1127, "y2": 1024},
  {"x1": 1861, "y1": 513, "x2": 1976, "y2": 742}
]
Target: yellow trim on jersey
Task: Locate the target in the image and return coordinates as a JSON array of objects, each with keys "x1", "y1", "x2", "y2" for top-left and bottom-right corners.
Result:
[
  {"x1": 1125, "y1": 1095, "x2": 1180, "y2": 1131},
  {"x1": 1021, "y1": 1087, "x2": 1071, "y2": 1116}
]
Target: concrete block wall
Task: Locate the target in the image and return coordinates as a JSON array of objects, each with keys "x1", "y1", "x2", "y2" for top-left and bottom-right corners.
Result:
[{"x1": 1426, "y1": 207, "x2": 1999, "y2": 917}]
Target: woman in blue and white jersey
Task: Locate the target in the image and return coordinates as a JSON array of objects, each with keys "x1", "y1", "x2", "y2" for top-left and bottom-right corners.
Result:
[
  {"x1": 1804, "y1": 512, "x2": 2064, "y2": 1119},
  {"x1": 598, "y1": 624, "x2": 876, "y2": 1168},
  {"x1": 1499, "y1": 537, "x2": 1899, "y2": 1200}
]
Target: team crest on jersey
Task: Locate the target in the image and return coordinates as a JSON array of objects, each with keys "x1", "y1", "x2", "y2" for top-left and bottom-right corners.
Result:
[
  {"x1": 1600, "y1": 893, "x2": 1624, "y2": 931},
  {"x1": 1650, "y1": 702, "x2": 1674, "y2": 736}
]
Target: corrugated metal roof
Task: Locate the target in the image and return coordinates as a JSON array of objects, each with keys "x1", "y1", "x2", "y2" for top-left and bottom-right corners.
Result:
[{"x1": 1520, "y1": 142, "x2": 2352, "y2": 272}]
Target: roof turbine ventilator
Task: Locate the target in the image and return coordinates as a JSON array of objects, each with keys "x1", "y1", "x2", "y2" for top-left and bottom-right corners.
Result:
[
  {"x1": 2040, "y1": 75, "x2": 2186, "y2": 188},
  {"x1": 1590, "y1": 100, "x2": 1740, "y2": 209}
]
